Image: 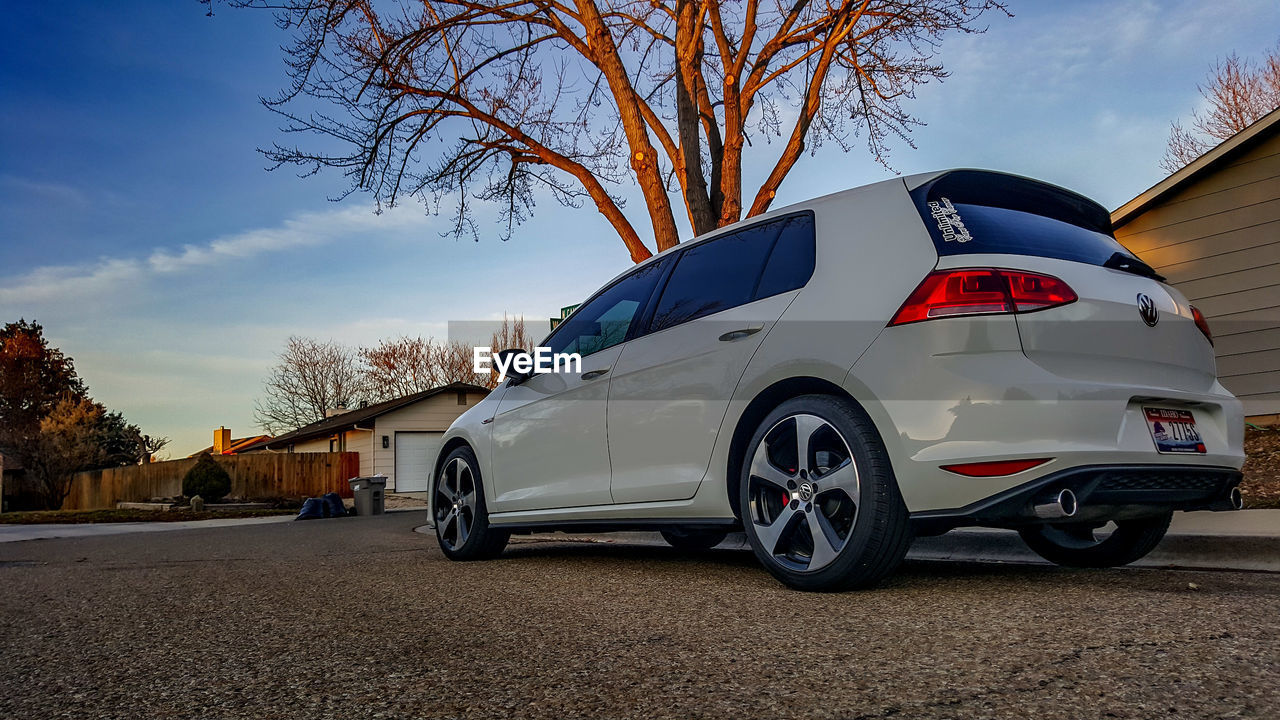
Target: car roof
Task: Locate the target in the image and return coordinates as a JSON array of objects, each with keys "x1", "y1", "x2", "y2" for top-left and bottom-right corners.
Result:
[{"x1": 577, "y1": 168, "x2": 1101, "y2": 310}]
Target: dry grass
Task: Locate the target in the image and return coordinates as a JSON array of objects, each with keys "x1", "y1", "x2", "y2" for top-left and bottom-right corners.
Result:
[{"x1": 1242, "y1": 424, "x2": 1280, "y2": 509}]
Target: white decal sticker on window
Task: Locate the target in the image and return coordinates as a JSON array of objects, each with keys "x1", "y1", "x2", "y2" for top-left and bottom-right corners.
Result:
[{"x1": 927, "y1": 197, "x2": 972, "y2": 243}]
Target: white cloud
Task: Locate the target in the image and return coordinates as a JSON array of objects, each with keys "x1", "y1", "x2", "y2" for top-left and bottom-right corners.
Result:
[
  {"x1": 0, "y1": 257, "x2": 146, "y2": 305},
  {"x1": 147, "y1": 203, "x2": 428, "y2": 273},
  {"x1": 0, "y1": 203, "x2": 432, "y2": 305},
  {"x1": 0, "y1": 175, "x2": 93, "y2": 208}
]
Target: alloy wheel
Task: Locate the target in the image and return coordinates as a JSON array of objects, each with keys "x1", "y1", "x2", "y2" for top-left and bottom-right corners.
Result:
[
  {"x1": 436, "y1": 457, "x2": 477, "y2": 551},
  {"x1": 747, "y1": 413, "x2": 859, "y2": 572}
]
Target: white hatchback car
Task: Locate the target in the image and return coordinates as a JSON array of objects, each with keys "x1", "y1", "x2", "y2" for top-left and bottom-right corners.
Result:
[{"x1": 432, "y1": 169, "x2": 1246, "y2": 591}]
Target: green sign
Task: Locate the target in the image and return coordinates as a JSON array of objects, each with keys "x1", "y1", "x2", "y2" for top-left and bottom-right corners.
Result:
[{"x1": 549, "y1": 303, "x2": 581, "y2": 331}]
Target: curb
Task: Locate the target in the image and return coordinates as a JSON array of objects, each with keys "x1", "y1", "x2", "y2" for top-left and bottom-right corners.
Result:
[
  {"x1": 494, "y1": 525, "x2": 1280, "y2": 574},
  {"x1": 908, "y1": 529, "x2": 1280, "y2": 573}
]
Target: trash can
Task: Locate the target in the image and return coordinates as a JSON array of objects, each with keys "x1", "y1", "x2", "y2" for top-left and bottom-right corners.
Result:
[{"x1": 348, "y1": 475, "x2": 387, "y2": 516}]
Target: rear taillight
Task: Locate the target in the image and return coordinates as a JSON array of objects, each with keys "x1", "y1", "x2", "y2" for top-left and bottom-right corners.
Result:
[
  {"x1": 1191, "y1": 305, "x2": 1213, "y2": 346},
  {"x1": 889, "y1": 269, "x2": 1077, "y2": 326}
]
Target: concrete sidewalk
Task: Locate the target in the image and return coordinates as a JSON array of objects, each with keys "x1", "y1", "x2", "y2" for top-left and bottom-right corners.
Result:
[
  {"x1": 1158, "y1": 508, "x2": 1280, "y2": 536},
  {"x1": 909, "y1": 511, "x2": 1280, "y2": 573},
  {"x1": 0, "y1": 514, "x2": 296, "y2": 543}
]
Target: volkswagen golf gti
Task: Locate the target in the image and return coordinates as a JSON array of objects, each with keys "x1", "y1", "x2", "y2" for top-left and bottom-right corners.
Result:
[{"x1": 431, "y1": 169, "x2": 1246, "y2": 591}]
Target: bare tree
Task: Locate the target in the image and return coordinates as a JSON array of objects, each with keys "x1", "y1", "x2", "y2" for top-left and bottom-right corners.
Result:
[
  {"x1": 138, "y1": 433, "x2": 172, "y2": 463},
  {"x1": 26, "y1": 395, "x2": 106, "y2": 509},
  {"x1": 438, "y1": 339, "x2": 495, "y2": 386},
  {"x1": 255, "y1": 337, "x2": 367, "y2": 434},
  {"x1": 213, "y1": 0, "x2": 1006, "y2": 262},
  {"x1": 360, "y1": 335, "x2": 447, "y2": 399},
  {"x1": 1163, "y1": 45, "x2": 1280, "y2": 173},
  {"x1": 360, "y1": 315, "x2": 535, "y2": 395},
  {"x1": 488, "y1": 313, "x2": 534, "y2": 353}
]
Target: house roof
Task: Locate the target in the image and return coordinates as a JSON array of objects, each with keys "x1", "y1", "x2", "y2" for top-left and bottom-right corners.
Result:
[
  {"x1": 1112, "y1": 105, "x2": 1280, "y2": 228},
  {"x1": 187, "y1": 435, "x2": 274, "y2": 457},
  {"x1": 242, "y1": 382, "x2": 490, "y2": 451}
]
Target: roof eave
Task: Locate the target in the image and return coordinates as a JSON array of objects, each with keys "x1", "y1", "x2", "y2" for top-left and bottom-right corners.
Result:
[
  {"x1": 1111, "y1": 105, "x2": 1280, "y2": 229},
  {"x1": 245, "y1": 383, "x2": 490, "y2": 451}
]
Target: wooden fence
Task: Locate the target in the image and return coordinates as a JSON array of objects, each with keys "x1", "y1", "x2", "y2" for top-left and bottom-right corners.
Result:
[{"x1": 63, "y1": 452, "x2": 361, "y2": 511}]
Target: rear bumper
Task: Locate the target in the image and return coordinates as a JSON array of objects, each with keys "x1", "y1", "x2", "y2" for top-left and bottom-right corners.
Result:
[
  {"x1": 846, "y1": 314, "x2": 1246, "y2": 513},
  {"x1": 910, "y1": 464, "x2": 1243, "y2": 535}
]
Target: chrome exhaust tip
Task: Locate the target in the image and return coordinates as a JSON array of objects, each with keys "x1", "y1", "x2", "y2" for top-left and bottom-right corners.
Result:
[
  {"x1": 1034, "y1": 488, "x2": 1078, "y2": 520},
  {"x1": 1206, "y1": 486, "x2": 1244, "y2": 511}
]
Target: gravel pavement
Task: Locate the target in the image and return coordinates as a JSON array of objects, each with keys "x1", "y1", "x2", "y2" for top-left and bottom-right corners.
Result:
[{"x1": 1, "y1": 511, "x2": 1277, "y2": 719}]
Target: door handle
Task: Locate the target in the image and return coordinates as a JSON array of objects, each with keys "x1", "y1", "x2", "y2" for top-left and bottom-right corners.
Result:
[
  {"x1": 581, "y1": 368, "x2": 610, "y2": 380},
  {"x1": 718, "y1": 326, "x2": 763, "y2": 342}
]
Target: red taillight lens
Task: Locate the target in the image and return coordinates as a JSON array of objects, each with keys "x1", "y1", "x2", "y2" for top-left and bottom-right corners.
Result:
[
  {"x1": 940, "y1": 458, "x2": 1051, "y2": 477},
  {"x1": 1190, "y1": 305, "x2": 1213, "y2": 346},
  {"x1": 889, "y1": 269, "x2": 1076, "y2": 326},
  {"x1": 1004, "y1": 271, "x2": 1078, "y2": 311}
]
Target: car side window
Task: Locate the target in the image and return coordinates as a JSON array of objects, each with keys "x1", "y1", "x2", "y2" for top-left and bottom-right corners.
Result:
[
  {"x1": 544, "y1": 259, "x2": 667, "y2": 357},
  {"x1": 650, "y1": 212, "x2": 815, "y2": 333},
  {"x1": 756, "y1": 213, "x2": 816, "y2": 298}
]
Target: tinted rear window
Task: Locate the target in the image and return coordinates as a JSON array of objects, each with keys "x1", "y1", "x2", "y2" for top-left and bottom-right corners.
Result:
[
  {"x1": 650, "y1": 212, "x2": 814, "y2": 332},
  {"x1": 911, "y1": 171, "x2": 1138, "y2": 267},
  {"x1": 757, "y1": 213, "x2": 817, "y2": 298}
]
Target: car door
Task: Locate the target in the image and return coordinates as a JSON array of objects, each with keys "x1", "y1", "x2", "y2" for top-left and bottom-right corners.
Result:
[
  {"x1": 488, "y1": 259, "x2": 669, "y2": 513},
  {"x1": 606, "y1": 212, "x2": 817, "y2": 504}
]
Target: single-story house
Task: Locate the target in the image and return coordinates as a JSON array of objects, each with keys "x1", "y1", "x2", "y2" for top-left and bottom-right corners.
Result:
[
  {"x1": 188, "y1": 429, "x2": 274, "y2": 457},
  {"x1": 239, "y1": 382, "x2": 489, "y2": 493},
  {"x1": 1112, "y1": 105, "x2": 1280, "y2": 424}
]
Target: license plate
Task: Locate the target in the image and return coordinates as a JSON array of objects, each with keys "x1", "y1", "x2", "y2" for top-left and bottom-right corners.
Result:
[{"x1": 1144, "y1": 407, "x2": 1205, "y2": 454}]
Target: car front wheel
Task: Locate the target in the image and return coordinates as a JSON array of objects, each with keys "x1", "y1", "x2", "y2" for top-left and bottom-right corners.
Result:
[
  {"x1": 740, "y1": 395, "x2": 911, "y2": 591},
  {"x1": 434, "y1": 445, "x2": 509, "y2": 561}
]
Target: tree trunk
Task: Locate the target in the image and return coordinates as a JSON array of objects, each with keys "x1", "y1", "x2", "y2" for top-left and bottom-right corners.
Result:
[
  {"x1": 675, "y1": 0, "x2": 716, "y2": 237},
  {"x1": 574, "y1": 0, "x2": 682, "y2": 252}
]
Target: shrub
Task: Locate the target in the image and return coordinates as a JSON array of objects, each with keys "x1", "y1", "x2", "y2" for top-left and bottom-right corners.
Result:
[{"x1": 182, "y1": 455, "x2": 232, "y2": 502}]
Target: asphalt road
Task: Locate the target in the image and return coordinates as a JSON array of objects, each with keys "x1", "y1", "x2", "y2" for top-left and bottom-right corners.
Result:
[{"x1": 1, "y1": 513, "x2": 1276, "y2": 719}]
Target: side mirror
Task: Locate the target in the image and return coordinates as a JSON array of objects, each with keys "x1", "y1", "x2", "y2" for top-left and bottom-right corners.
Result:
[{"x1": 496, "y1": 348, "x2": 533, "y2": 385}]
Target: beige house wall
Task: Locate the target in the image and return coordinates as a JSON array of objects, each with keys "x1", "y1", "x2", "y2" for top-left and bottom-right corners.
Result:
[
  {"x1": 1114, "y1": 131, "x2": 1280, "y2": 417},
  {"x1": 286, "y1": 429, "x2": 375, "y2": 477},
  {"x1": 372, "y1": 389, "x2": 485, "y2": 491}
]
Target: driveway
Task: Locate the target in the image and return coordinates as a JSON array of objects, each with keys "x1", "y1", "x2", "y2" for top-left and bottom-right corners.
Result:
[{"x1": 1, "y1": 512, "x2": 1277, "y2": 719}]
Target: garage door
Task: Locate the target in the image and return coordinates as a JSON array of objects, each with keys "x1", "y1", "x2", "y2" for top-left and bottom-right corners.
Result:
[{"x1": 394, "y1": 432, "x2": 443, "y2": 493}]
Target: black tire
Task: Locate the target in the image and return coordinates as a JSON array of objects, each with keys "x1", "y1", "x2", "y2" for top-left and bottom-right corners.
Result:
[
  {"x1": 740, "y1": 394, "x2": 911, "y2": 591},
  {"x1": 1018, "y1": 512, "x2": 1172, "y2": 568},
  {"x1": 434, "y1": 445, "x2": 509, "y2": 561},
  {"x1": 660, "y1": 528, "x2": 729, "y2": 552}
]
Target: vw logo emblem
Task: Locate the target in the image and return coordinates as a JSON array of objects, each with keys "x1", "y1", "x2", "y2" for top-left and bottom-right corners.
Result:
[
  {"x1": 798, "y1": 482, "x2": 815, "y2": 502},
  {"x1": 1137, "y1": 293, "x2": 1159, "y2": 327}
]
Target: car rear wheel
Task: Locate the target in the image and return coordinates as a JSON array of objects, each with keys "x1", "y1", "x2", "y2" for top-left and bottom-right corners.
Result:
[
  {"x1": 740, "y1": 395, "x2": 911, "y2": 591},
  {"x1": 1018, "y1": 512, "x2": 1172, "y2": 568},
  {"x1": 434, "y1": 446, "x2": 509, "y2": 561},
  {"x1": 660, "y1": 528, "x2": 728, "y2": 552}
]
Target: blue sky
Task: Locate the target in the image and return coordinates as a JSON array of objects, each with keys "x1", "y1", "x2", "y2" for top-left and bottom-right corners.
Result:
[{"x1": 2, "y1": 0, "x2": 1278, "y2": 455}]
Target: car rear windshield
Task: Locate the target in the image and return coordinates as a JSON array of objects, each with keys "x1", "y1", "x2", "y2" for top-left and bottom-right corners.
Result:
[{"x1": 909, "y1": 170, "x2": 1141, "y2": 268}]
